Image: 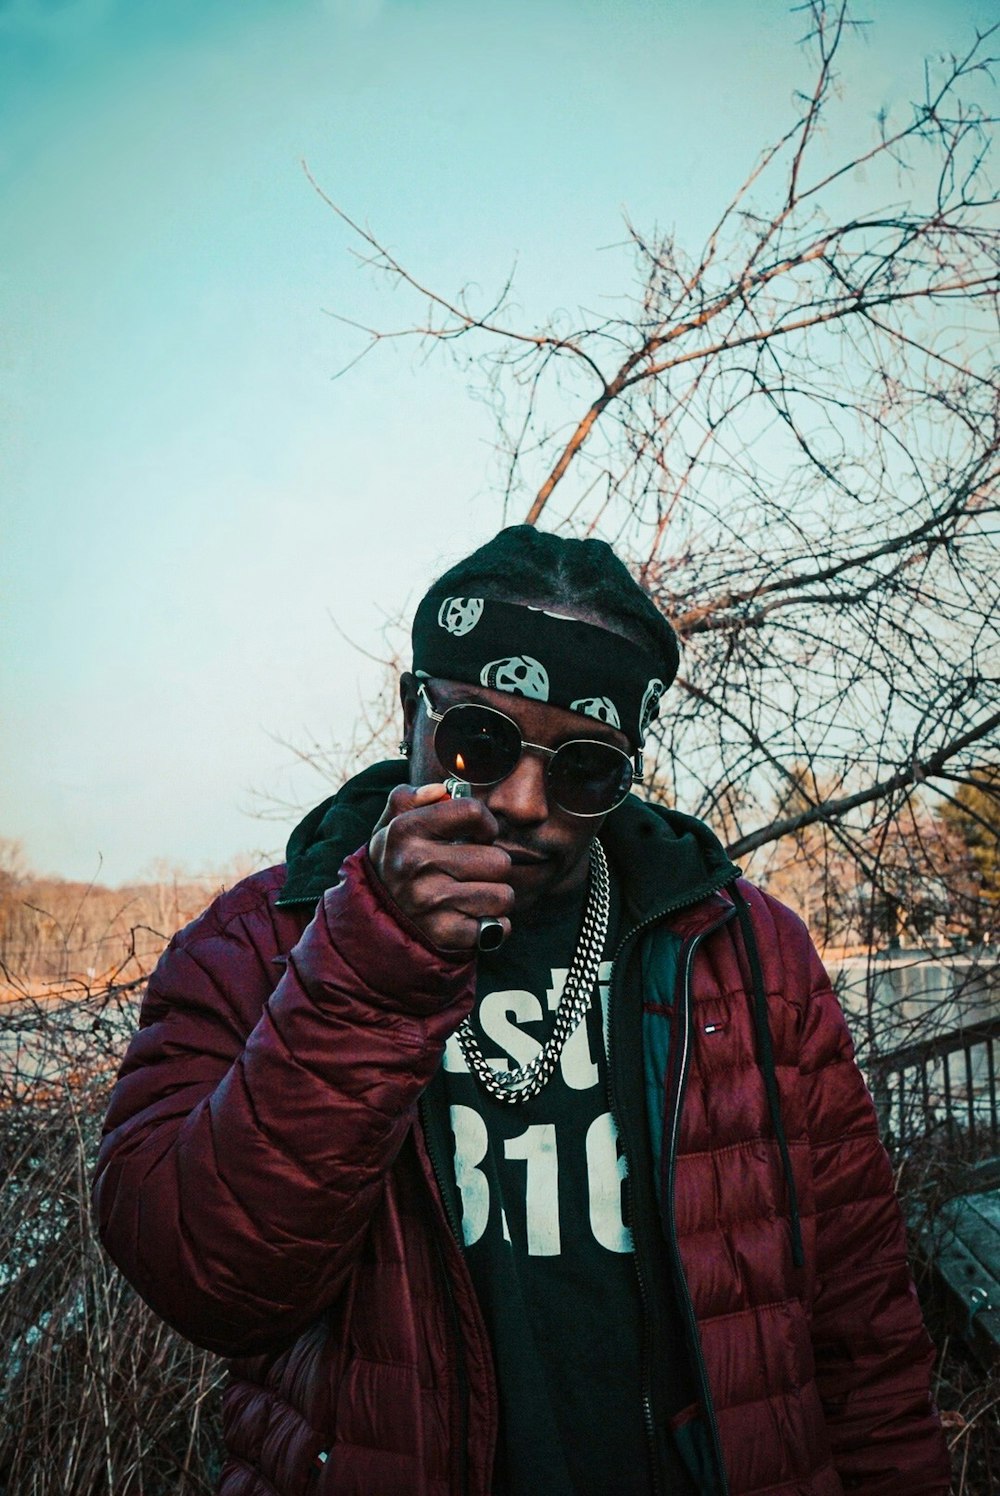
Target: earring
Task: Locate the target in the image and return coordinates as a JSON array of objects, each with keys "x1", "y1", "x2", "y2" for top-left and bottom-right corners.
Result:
[{"x1": 399, "y1": 740, "x2": 411, "y2": 757}]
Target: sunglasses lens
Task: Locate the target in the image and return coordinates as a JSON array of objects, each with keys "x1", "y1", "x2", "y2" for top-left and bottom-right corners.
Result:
[
  {"x1": 432, "y1": 697, "x2": 633, "y2": 814},
  {"x1": 549, "y1": 742, "x2": 633, "y2": 816},
  {"x1": 435, "y1": 704, "x2": 521, "y2": 784}
]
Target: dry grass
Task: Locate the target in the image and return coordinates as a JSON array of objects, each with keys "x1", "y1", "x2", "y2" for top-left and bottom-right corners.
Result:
[
  {"x1": 897, "y1": 1133, "x2": 1000, "y2": 1493},
  {"x1": 1, "y1": 976, "x2": 997, "y2": 1492},
  {"x1": 0, "y1": 984, "x2": 224, "y2": 1496},
  {"x1": 931, "y1": 1334, "x2": 1000, "y2": 1493}
]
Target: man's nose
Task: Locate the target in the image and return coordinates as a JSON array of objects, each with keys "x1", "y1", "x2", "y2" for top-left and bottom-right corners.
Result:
[{"x1": 484, "y1": 749, "x2": 550, "y2": 826}]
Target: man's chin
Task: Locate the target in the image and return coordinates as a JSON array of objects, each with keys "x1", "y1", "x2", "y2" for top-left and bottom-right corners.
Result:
[{"x1": 507, "y1": 856, "x2": 587, "y2": 911}]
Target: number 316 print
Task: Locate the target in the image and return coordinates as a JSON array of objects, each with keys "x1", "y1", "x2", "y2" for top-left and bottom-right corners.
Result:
[{"x1": 450, "y1": 1107, "x2": 632, "y2": 1256}]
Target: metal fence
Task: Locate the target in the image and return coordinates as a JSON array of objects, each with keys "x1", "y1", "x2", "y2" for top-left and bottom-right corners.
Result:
[{"x1": 868, "y1": 1016, "x2": 1000, "y2": 1150}]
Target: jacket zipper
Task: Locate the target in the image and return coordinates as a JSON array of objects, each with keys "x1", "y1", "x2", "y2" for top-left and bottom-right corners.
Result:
[
  {"x1": 607, "y1": 893, "x2": 736, "y2": 1496},
  {"x1": 419, "y1": 1092, "x2": 464, "y2": 1243},
  {"x1": 663, "y1": 917, "x2": 734, "y2": 1496},
  {"x1": 603, "y1": 1024, "x2": 661, "y2": 1495},
  {"x1": 418, "y1": 1096, "x2": 472, "y2": 1496},
  {"x1": 627, "y1": 1164, "x2": 661, "y2": 1495}
]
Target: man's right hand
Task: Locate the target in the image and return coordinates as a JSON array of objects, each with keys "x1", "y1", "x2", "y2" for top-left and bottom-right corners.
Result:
[{"x1": 367, "y1": 783, "x2": 514, "y2": 953}]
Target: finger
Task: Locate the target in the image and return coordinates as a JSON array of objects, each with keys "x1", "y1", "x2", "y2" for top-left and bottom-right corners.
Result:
[
  {"x1": 427, "y1": 844, "x2": 514, "y2": 885},
  {"x1": 451, "y1": 883, "x2": 516, "y2": 920},
  {"x1": 377, "y1": 847, "x2": 513, "y2": 914},
  {"x1": 410, "y1": 878, "x2": 516, "y2": 922},
  {"x1": 427, "y1": 911, "x2": 513, "y2": 954},
  {"x1": 378, "y1": 794, "x2": 501, "y2": 850},
  {"x1": 415, "y1": 795, "x2": 500, "y2": 844}
]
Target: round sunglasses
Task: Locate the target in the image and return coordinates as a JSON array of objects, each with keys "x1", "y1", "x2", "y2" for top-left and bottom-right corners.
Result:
[{"x1": 418, "y1": 683, "x2": 638, "y2": 817}]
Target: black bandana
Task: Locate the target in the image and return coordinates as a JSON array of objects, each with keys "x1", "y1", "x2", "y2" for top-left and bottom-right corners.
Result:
[{"x1": 411, "y1": 595, "x2": 672, "y2": 748}]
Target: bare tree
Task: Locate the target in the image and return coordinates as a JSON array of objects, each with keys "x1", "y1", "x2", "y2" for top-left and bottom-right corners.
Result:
[{"x1": 308, "y1": 2, "x2": 999, "y2": 1005}]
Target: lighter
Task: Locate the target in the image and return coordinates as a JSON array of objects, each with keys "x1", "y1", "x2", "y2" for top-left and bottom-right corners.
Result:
[{"x1": 443, "y1": 776, "x2": 506, "y2": 951}]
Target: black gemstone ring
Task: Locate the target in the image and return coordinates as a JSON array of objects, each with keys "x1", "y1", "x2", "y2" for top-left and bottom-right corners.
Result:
[{"x1": 477, "y1": 917, "x2": 507, "y2": 953}]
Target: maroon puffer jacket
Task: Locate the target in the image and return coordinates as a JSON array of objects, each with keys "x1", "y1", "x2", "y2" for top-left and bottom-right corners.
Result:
[{"x1": 94, "y1": 844, "x2": 950, "y2": 1495}]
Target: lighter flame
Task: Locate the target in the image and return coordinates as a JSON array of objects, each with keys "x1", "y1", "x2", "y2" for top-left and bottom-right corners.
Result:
[{"x1": 455, "y1": 752, "x2": 466, "y2": 772}]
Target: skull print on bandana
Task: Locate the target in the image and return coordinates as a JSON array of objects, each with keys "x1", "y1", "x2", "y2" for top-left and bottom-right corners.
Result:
[
  {"x1": 412, "y1": 595, "x2": 674, "y2": 749},
  {"x1": 438, "y1": 597, "x2": 484, "y2": 638},
  {"x1": 639, "y1": 679, "x2": 666, "y2": 740},
  {"x1": 480, "y1": 655, "x2": 550, "y2": 701},
  {"x1": 570, "y1": 696, "x2": 622, "y2": 729}
]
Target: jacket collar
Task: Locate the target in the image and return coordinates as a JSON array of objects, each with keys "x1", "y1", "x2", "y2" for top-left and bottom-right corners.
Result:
[
  {"x1": 277, "y1": 759, "x2": 741, "y2": 918},
  {"x1": 598, "y1": 792, "x2": 740, "y2": 935}
]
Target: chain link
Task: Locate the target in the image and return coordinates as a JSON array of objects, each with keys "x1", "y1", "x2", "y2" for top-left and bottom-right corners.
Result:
[{"x1": 455, "y1": 839, "x2": 610, "y2": 1105}]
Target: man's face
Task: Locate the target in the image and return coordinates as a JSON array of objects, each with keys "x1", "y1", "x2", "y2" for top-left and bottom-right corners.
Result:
[{"x1": 400, "y1": 672, "x2": 634, "y2": 911}]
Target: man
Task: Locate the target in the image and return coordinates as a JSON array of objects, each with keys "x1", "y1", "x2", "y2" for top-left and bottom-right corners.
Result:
[{"x1": 94, "y1": 526, "x2": 951, "y2": 1495}]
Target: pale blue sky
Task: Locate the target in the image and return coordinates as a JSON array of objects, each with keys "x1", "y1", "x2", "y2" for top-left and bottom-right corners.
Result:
[{"x1": 2, "y1": 0, "x2": 992, "y2": 883}]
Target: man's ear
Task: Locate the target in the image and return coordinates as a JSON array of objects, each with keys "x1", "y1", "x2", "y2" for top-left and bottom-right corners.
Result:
[{"x1": 399, "y1": 672, "x2": 420, "y2": 742}]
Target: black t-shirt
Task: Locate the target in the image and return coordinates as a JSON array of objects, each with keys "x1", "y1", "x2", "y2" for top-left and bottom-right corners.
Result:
[{"x1": 436, "y1": 871, "x2": 652, "y2": 1496}]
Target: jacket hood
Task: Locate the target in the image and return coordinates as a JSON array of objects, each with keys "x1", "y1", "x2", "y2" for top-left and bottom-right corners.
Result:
[{"x1": 276, "y1": 759, "x2": 741, "y2": 920}]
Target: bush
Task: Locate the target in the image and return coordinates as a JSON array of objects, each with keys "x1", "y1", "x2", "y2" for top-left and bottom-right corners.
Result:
[
  {"x1": 0, "y1": 984, "x2": 224, "y2": 1496},
  {"x1": 2, "y1": 977, "x2": 996, "y2": 1492}
]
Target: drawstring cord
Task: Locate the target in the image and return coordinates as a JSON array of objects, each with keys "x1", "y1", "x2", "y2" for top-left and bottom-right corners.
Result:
[{"x1": 733, "y1": 887, "x2": 805, "y2": 1269}]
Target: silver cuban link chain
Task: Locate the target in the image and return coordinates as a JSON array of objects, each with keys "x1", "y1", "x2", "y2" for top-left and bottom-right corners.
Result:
[{"x1": 455, "y1": 838, "x2": 610, "y2": 1105}]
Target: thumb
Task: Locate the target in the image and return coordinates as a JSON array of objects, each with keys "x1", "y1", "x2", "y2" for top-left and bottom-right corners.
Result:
[{"x1": 370, "y1": 780, "x2": 450, "y2": 836}]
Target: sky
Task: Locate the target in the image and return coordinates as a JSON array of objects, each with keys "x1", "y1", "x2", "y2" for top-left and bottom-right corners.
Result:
[{"x1": 2, "y1": 0, "x2": 994, "y2": 885}]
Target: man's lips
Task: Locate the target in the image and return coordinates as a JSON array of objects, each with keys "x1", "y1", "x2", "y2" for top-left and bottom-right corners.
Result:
[{"x1": 496, "y1": 844, "x2": 550, "y2": 867}]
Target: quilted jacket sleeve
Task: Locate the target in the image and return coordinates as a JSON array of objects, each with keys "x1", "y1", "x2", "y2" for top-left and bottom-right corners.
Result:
[
  {"x1": 793, "y1": 914, "x2": 951, "y2": 1494},
  {"x1": 93, "y1": 849, "x2": 475, "y2": 1358}
]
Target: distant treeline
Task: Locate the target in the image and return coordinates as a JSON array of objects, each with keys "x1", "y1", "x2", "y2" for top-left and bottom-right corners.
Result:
[{"x1": 0, "y1": 839, "x2": 261, "y2": 992}]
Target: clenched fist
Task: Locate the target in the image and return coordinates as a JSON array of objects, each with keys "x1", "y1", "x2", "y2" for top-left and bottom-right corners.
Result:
[{"x1": 367, "y1": 783, "x2": 514, "y2": 952}]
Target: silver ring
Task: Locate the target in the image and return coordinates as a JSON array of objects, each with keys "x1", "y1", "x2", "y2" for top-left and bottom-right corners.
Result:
[{"x1": 477, "y1": 917, "x2": 507, "y2": 953}]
